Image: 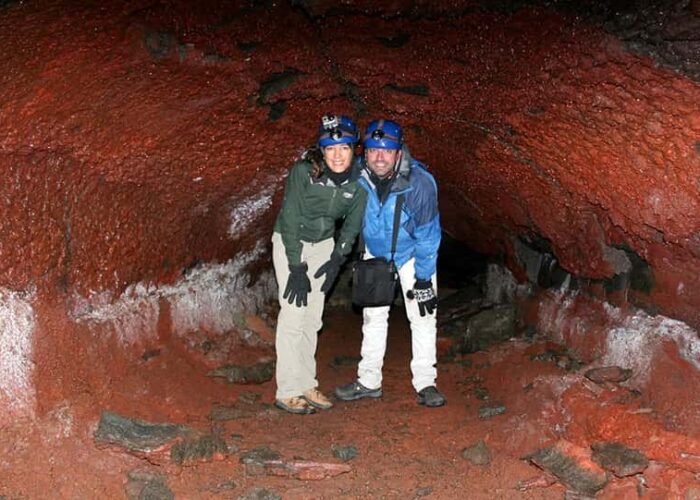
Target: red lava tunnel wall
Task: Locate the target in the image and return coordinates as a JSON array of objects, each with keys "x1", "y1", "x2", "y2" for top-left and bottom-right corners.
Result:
[{"x1": 0, "y1": 0, "x2": 699, "y2": 422}]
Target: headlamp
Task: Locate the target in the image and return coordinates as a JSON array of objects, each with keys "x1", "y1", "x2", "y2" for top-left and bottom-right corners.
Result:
[
  {"x1": 329, "y1": 128, "x2": 343, "y2": 140},
  {"x1": 321, "y1": 114, "x2": 339, "y2": 131},
  {"x1": 371, "y1": 129, "x2": 385, "y2": 140}
]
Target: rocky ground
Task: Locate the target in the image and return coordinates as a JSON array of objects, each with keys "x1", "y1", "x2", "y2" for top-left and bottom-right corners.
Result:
[{"x1": 2, "y1": 293, "x2": 699, "y2": 499}]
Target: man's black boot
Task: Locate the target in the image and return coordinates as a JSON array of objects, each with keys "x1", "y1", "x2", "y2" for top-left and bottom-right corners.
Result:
[
  {"x1": 335, "y1": 381, "x2": 382, "y2": 401},
  {"x1": 417, "y1": 386, "x2": 446, "y2": 407}
]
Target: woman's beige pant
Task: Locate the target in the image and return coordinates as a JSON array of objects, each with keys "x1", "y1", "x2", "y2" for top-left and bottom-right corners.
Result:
[{"x1": 272, "y1": 232, "x2": 334, "y2": 399}]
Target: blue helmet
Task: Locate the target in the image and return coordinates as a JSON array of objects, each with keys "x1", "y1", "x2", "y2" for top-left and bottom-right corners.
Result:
[
  {"x1": 363, "y1": 119, "x2": 402, "y2": 150},
  {"x1": 318, "y1": 114, "x2": 358, "y2": 147}
]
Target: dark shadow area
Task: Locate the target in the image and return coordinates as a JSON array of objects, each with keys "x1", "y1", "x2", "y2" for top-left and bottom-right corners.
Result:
[{"x1": 437, "y1": 232, "x2": 488, "y2": 290}]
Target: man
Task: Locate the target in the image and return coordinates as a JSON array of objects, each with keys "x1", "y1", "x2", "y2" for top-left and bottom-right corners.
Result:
[{"x1": 335, "y1": 119, "x2": 445, "y2": 407}]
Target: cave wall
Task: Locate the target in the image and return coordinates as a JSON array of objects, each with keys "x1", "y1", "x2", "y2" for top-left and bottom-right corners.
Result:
[{"x1": 1, "y1": 0, "x2": 699, "y2": 419}]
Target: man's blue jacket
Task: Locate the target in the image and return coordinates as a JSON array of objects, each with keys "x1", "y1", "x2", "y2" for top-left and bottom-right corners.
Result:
[{"x1": 358, "y1": 145, "x2": 441, "y2": 281}]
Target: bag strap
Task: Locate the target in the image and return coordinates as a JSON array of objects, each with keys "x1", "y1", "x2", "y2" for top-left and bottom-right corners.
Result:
[
  {"x1": 359, "y1": 193, "x2": 405, "y2": 262},
  {"x1": 389, "y1": 194, "x2": 404, "y2": 262}
]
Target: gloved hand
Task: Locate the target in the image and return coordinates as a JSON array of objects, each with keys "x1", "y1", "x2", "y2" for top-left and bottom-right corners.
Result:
[
  {"x1": 283, "y1": 263, "x2": 311, "y2": 307},
  {"x1": 408, "y1": 279, "x2": 437, "y2": 317},
  {"x1": 313, "y1": 251, "x2": 346, "y2": 294}
]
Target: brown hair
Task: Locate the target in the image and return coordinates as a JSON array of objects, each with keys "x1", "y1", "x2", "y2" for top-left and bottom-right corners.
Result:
[{"x1": 302, "y1": 146, "x2": 324, "y2": 179}]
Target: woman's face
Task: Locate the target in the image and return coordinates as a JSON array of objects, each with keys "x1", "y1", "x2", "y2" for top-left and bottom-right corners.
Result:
[{"x1": 323, "y1": 144, "x2": 354, "y2": 173}]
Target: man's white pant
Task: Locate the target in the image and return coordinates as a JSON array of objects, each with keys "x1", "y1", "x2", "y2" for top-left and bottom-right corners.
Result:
[
  {"x1": 357, "y1": 254, "x2": 438, "y2": 393},
  {"x1": 272, "y1": 232, "x2": 334, "y2": 400}
]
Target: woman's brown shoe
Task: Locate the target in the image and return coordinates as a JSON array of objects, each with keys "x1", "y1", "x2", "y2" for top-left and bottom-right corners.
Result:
[
  {"x1": 303, "y1": 388, "x2": 334, "y2": 410},
  {"x1": 275, "y1": 396, "x2": 315, "y2": 414}
]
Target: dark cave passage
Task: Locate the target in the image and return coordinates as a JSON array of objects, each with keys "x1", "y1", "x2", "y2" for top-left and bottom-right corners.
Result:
[{"x1": 1, "y1": 0, "x2": 700, "y2": 497}]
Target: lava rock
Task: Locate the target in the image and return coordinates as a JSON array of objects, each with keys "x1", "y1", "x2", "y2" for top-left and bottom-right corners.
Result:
[
  {"x1": 207, "y1": 480, "x2": 236, "y2": 493},
  {"x1": 236, "y1": 487, "x2": 282, "y2": 500},
  {"x1": 240, "y1": 446, "x2": 281, "y2": 464},
  {"x1": 125, "y1": 470, "x2": 173, "y2": 500},
  {"x1": 414, "y1": 486, "x2": 433, "y2": 497},
  {"x1": 478, "y1": 405, "x2": 506, "y2": 419},
  {"x1": 591, "y1": 442, "x2": 649, "y2": 477},
  {"x1": 207, "y1": 361, "x2": 274, "y2": 384},
  {"x1": 584, "y1": 366, "x2": 633, "y2": 384},
  {"x1": 240, "y1": 446, "x2": 282, "y2": 474},
  {"x1": 528, "y1": 440, "x2": 608, "y2": 497},
  {"x1": 331, "y1": 444, "x2": 359, "y2": 462},
  {"x1": 170, "y1": 434, "x2": 228, "y2": 465},
  {"x1": 260, "y1": 460, "x2": 352, "y2": 480},
  {"x1": 94, "y1": 411, "x2": 190, "y2": 453},
  {"x1": 474, "y1": 386, "x2": 490, "y2": 400},
  {"x1": 461, "y1": 439, "x2": 491, "y2": 465},
  {"x1": 531, "y1": 348, "x2": 583, "y2": 371},
  {"x1": 443, "y1": 304, "x2": 517, "y2": 354}
]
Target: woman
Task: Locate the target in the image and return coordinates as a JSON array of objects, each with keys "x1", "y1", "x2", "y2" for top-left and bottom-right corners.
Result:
[{"x1": 271, "y1": 114, "x2": 367, "y2": 414}]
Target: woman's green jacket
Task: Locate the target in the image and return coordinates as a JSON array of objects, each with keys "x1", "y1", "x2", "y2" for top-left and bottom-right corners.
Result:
[{"x1": 273, "y1": 160, "x2": 367, "y2": 267}]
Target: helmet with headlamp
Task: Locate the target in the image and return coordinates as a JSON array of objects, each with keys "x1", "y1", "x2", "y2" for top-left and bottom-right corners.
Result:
[
  {"x1": 363, "y1": 119, "x2": 403, "y2": 150},
  {"x1": 318, "y1": 114, "x2": 359, "y2": 147}
]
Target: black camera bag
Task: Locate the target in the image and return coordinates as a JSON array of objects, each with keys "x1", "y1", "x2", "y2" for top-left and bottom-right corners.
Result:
[{"x1": 352, "y1": 194, "x2": 404, "y2": 307}]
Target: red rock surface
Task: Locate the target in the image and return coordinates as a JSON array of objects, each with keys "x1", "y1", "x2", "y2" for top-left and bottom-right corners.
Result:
[{"x1": 1, "y1": 1, "x2": 698, "y2": 318}]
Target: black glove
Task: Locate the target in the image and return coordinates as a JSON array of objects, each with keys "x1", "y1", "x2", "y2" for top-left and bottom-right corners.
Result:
[
  {"x1": 410, "y1": 279, "x2": 437, "y2": 317},
  {"x1": 313, "y1": 251, "x2": 346, "y2": 294},
  {"x1": 283, "y1": 263, "x2": 311, "y2": 307}
]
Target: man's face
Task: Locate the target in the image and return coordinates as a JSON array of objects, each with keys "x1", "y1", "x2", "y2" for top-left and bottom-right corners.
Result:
[
  {"x1": 323, "y1": 144, "x2": 354, "y2": 173},
  {"x1": 365, "y1": 148, "x2": 400, "y2": 178}
]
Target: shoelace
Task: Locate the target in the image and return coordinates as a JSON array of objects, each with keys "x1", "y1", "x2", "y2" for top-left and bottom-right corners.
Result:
[{"x1": 307, "y1": 389, "x2": 329, "y2": 401}]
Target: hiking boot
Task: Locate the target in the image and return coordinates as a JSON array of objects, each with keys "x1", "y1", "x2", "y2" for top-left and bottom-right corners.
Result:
[
  {"x1": 275, "y1": 396, "x2": 315, "y2": 414},
  {"x1": 335, "y1": 381, "x2": 382, "y2": 401},
  {"x1": 417, "y1": 386, "x2": 446, "y2": 407},
  {"x1": 303, "y1": 388, "x2": 334, "y2": 410}
]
